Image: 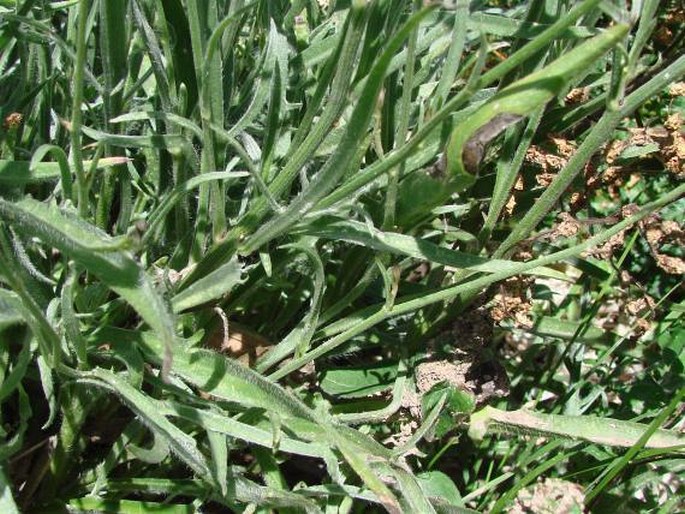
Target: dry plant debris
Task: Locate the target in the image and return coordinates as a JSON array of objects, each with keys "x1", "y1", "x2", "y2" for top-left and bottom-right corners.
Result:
[
  {"x1": 668, "y1": 82, "x2": 685, "y2": 97},
  {"x1": 603, "y1": 124, "x2": 685, "y2": 179},
  {"x1": 525, "y1": 135, "x2": 577, "y2": 187},
  {"x1": 583, "y1": 230, "x2": 626, "y2": 260},
  {"x1": 504, "y1": 176, "x2": 526, "y2": 217},
  {"x1": 508, "y1": 478, "x2": 585, "y2": 514},
  {"x1": 3, "y1": 112, "x2": 23, "y2": 130},
  {"x1": 565, "y1": 87, "x2": 590, "y2": 104},
  {"x1": 205, "y1": 318, "x2": 271, "y2": 366},
  {"x1": 642, "y1": 216, "x2": 685, "y2": 275},
  {"x1": 490, "y1": 276, "x2": 534, "y2": 329},
  {"x1": 582, "y1": 204, "x2": 637, "y2": 260},
  {"x1": 594, "y1": 290, "x2": 656, "y2": 341},
  {"x1": 550, "y1": 212, "x2": 581, "y2": 241}
]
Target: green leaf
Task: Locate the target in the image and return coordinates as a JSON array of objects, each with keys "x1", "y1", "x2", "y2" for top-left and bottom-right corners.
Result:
[
  {"x1": 0, "y1": 466, "x2": 20, "y2": 514},
  {"x1": 0, "y1": 290, "x2": 23, "y2": 329},
  {"x1": 469, "y1": 406, "x2": 685, "y2": 449},
  {"x1": 68, "y1": 497, "x2": 195, "y2": 514},
  {"x1": 210, "y1": 16, "x2": 286, "y2": 142},
  {"x1": 79, "y1": 367, "x2": 212, "y2": 479},
  {"x1": 171, "y1": 258, "x2": 243, "y2": 313},
  {"x1": 0, "y1": 331, "x2": 30, "y2": 403},
  {"x1": 467, "y1": 13, "x2": 597, "y2": 39},
  {"x1": 444, "y1": 23, "x2": 630, "y2": 176},
  {"x1": 0, "y1": 198, "x2": 177, "y2": 372},
  {"x1": 240, "y1": 4, "x2": 438, "y2": 254},
  {"x1": 0, "y1": 386, "x2": 31, "y2": 460},
  {"x1": 528, "y1": 316, "x2": 611, "y2": 343},
  {"x1": 332, "y1": 432, "x2": 402, "y2": 514},
  {"x1": 0, "y1": 157, "x2": 128, "y2": 185},
  {"x1": 617, "y1": 141, "x2": 660, "y2": 161},
  {"x1": 393, "y1": 170, "x2": 472, "y2": 228},
  {"x1": 128, "y1": 428, "x2": 170, "y2": 465},
  {"x1": 109, "y1": 111, "x2": 203, "y2": 138},
  {"x1": 162, "y1": 401, "x2": 327, "y2": 458},
  {"x1": 81, "y1": 125, "x2": 188, "y2": 150},
  {"x1": 298, "y1": 216, "x2": 571, "y2": 281},
  {"x1": 416, "y1": 471, "x2": 465, "y2": 508},
  {"x1": 423, "y1": 383, "x2": 475, "y2": 439},
  {"x1": 393, "y1": 466, "x2": 437, "y2": 513},
  {"x1": 319, "y1": 362, "x2": 399, "y2": 399},
  {"x1": 94, "y1": 326, "x2": 317, "y2": 422}
]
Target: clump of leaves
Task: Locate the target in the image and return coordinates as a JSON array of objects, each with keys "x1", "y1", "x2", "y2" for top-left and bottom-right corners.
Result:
[{"x1": 0, "y1": 0, "x2": 683, "y2": 513}]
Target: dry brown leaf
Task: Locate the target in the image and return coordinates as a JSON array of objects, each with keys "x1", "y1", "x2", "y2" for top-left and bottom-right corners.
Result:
[
  {"x1": 654, "y1": 254, "x2": 685, "y2": 275},
  {"x1": 205, "y1": 318, "x2": 271, "y2": 366},
  {"x1": 553, "y1": 212, "x2": 581, "y2": 239},
  {"x1": 525, "y1": 146, "x2": 567, "y2": 171},
  {"x1": 514, "y1": 175, "x2": 525, "y2": 190},
  {"x1": 601, "y1": 165, "x2": 622, "y2": 185},
  {"x1": 504, "y1": 193, "x2": 517, "y2": 217},
  {"x1": 660, "y1": 132, "x2": 685, "y2": 178},
  {"x1": 584, "y1": 230, "x2": 626, "y2": 260},
  {"x1": 626, "y1": 296, "x2": 656, "y2": 317},
  {"x1": 641, "y1": 215, "x2": 685, "y2": 275}
]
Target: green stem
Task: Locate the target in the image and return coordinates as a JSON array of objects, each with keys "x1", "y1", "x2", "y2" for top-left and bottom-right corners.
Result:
[
  {"x1": 494, "y1": 108, "x2": 623, "y2": 258},
  {"x1": 585, "y1": 387, "x2": 685, "y2": 503},
  {"x1": 71, "y1": 0, "x2": 90, "y2": 217},
  {"x1": 269, "y1": 183, "x2": 685, "y2": 380},
  {"x1": 383, "y1": 0, "x2": 419, "y2": 229}
]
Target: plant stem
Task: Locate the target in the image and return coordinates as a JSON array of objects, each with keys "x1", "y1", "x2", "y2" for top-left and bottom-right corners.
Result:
[
  {"x1": 71, "y1": 0, "x2": 90, "y2": 217},
  {"x1": 270, "y1": 182, "x2": 685, "y2": 380}
]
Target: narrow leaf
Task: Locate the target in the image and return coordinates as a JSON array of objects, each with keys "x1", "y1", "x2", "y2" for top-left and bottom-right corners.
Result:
[
  {"x1": 469, "y1": 406, "x2": 685, "y2": 449},
  {"x1": 0, "y1": 198, "x2": 176, "y2": 372},
  {"x1": 80, "y1": 368, "x2": 212, "y2": 479},
  {"x1": 171, "y1": 258, "x2": 243, "y2": 313},
  {"x1": 297, "y1": 216, "x2": 571, "y2": 280}
]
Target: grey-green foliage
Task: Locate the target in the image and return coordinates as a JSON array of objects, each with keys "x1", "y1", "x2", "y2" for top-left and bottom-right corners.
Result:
[{"x1": 0, "y1": 0, "x2": 683, "y2": 512}]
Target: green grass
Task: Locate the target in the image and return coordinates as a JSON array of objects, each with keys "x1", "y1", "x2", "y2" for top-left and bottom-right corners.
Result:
[{"x1": 0, "y1": 0, "x2": 684, "y2": 512}]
